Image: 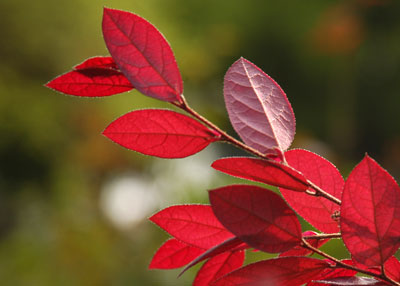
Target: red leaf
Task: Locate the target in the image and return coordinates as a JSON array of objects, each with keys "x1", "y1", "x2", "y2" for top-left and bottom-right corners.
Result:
[
  {"x1": 194, "y1": 251, "x2": 245, "y2": 286},
  {"x1": 149, "y1": 205, "x2": 234, "y2": 249},
  {"x1": 307, "y1": 259, "x2": 357, "y2": 286},
  {"x1": 149, "y1": 238, "x2": 205, "y2": 269},
  {"x1": 312, "y1": 276, "x2": 387, "y2": 285},
  {"x1": 46, "y1": 68, "x2": 133, "y2": 97},
  {"x1": 340, "y1": 155, "x2": 400, "y2": 266},
  {"x1": 102, "y1": 8, "x2": 183, "y2": 102},
  {"x1": 223, "y1": 57, "x2": 295, "y2": 154},
  {"x1": 209, "y1": 185, "x2": 302, "y2": 253},
  {"x1": 280, "y1": 149, "x2": 343, "y2": 233},
  {"x1": 102, "y1": 109, "x2": 220, "y2": 158},
  {"x1": 74, "y1": 56, "x2": 119, "y2": 70},
  {"x1": 212, "y1": 157, "x2": 309, "y2": 192},
  {"x1": 279, "y1": 231, "x2": 329, "y2": 257},
  {"x1": 180, "y1": 237, "x2": 247, "y2": 275},
  {"x1": 211, "y1": 257, "x2": 330, "y2": 286},
  {"x1": 384, "y1": 256, "x2": 400, "y2": 282}
]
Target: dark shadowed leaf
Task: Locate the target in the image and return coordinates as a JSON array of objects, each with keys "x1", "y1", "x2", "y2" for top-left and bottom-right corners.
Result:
[
  {"x1": 102, "y1": 8, "x2": 183, "y2": 102},
  {"x1": 341, "y1": 155, "x2": 400, "y2": 266},
  {"x1": 46, "y1": 68, "x2": 133, "y2": 97},
  {"x1": 212, "y1": 157, "x2": 308, "y2": 191},
  {"x1": 194, "y1": 251, "x2": 245, "y2": 286},
  {"x1": 103, "y1": 109, "x2": 220, "y2": 158},
  {"x1": 149, "y1": 238, "x2": 205, "y2": 269},
  {"x1": 280, "y1": 149, "x2": 343, "y2": 233},
  {"x1": 149, "y1": 205, "x2": 234, "y2": 249},
  {"x1": 212, "y1": 257, "x2": 330, "y2": 286},
  {"x1": 223, "y1": 57, "x2": 295, "y2": 154},
  {"x1": 209, "y1": 185, "x2": 302, "y2": 253}
]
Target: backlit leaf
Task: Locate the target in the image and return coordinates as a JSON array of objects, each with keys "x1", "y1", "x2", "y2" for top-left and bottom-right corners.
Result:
[
  {"x1": 211, "y1": 257, "x2": 330, "y2": 286},
  {"x1": 149, "y1": 238, "x2": 205, "y2": 269},
  {"x1": 46, "y1": 68, "x2": 133, "y2": 97},
  {"x1": 341, "y1": 155, "x2": 400, "y2": 266},
  {"x1": 149, "y1": 205, "x2": 234, "y2": 249},
  {"x1": 384, "y1": 256, "x2": 400, "y2": 282},
  {"x1": 223, "y1": 57, "x2": 295, "y2": 154},
  {"x1": 307, "y1": 259, "x2": 357, "y2": 286},
  {"x1": 74, "y1": 56, "x2": 119, "y2": 70},
  {"x1": 194, "y1": 251, "x2": 245, "y2": 286},
  {"x1": 212, "y1": 157, "x2": 308, "y2": 192},
  {"x1": 209, "y1": 185, "x2": 302, "y2": 253},
  {"x1": 103, "y1": 109, "x2": 220, "y2": 158},
  {"x1": 280, "y1": 149, "x2": 343, "y2": 233},
  {"x1": 102, "y1": 8, "x2": 183, "y2": 102}
]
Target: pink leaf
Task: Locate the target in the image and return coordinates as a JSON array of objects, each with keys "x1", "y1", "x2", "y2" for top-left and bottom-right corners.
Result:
[
  {"x1": 312, "y1": 276, "x2": 387, "y2": 285},
  {"x1": 279, "y1": 231, "x2": 329, "y2": 257},
  {"x1": 46, "y1": 68, "x2": 133, "y2": 97},
  {"x1": 212, "y1": 157, "x2": 309, "y2": 192},
  {"x1": 149, "y1": 205, "x2": 234, "y2": 249},
  {"x1": 209, "y1": 184, "x2": 302, "y2": 253},
  {"x1": 211, "y1": 257, "x2": 330, "y2": 286},
  {"x1": 102, "y1": 8, "x2": 183, "y2": 102},
  {"x1": 102, "y1": 109, "x2": 220, "y2": 158},
  {"x1": 340, "y1": 155, "x2": 400, "y2": 266},
  {"x1": 74, "y1": 56, "x2": 119, "y2": 70},
  {"x1": 280, "y1": 149, "x2": 343, "y2": 233},
  {"x1": 180, "y1": 237, "x2": 247, "y2": 275},
  {"x1": 223, "y1": 57, "x2": 295, "y2": 154},
  {"x1": 384, "y1": 256, "x2": 400, "y2": 282},
  {"x1": 194, "y1": 251, "x2": 245, "y2": 286},
  {"x1": 149, "y1": 238, "x2": 205, "y2": 269}
]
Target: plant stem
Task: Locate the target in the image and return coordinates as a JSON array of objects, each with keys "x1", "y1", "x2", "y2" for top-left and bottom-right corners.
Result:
[
  {"x1": 302, "y1": 239, "x2": 400, "y2": 286},
  {"x1": 173, "y1": 96, "x2": 342, "y2": 206},
  {"x1": 303, "y1": 233, "x2": 341, "y2": 240}
]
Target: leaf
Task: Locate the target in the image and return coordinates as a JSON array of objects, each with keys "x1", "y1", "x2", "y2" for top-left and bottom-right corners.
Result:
[
  {"x1": 194, "y1": 251, "x2": 245, "y2": 286},
  {"x1": 149, "y1": 238, "x2": 205, "y2": 269},
  {"x1": 102, "y1": 109, "x2": 220, "y2": 158},
  {"x1": 180, "y1": 237, "x2": 247, "y2": 276},
  {"x1": 212, "y1": 157, "x2": 309, "y2": 192},
  {"x1": 45, "y1": 68, "x2": 133, "y2": 97},
  {"x1": 211, "y1": 257, "x2": 330, "y2": 286},
  {"x1": 149, "y1": 205, "x2": 234, "y2": 249},
  {"x1": 340, "y1": 155, "x2": 400, "y2": 266},
  {"x1": 102, "y1": 8, "x2": 183, "y2": 102},
  {"x1": 280, "y1": 149, "x2": 343, "y2": 233},
  {"x1": 384, "y1": 256, "x2": 400, "y2": 282},
  {"x1": 223, "y1": 57, "x2": 295, "y2": 154},
  {"x1": 209, "y1": 185, "x2": 302, "y2": 253},
  {"x1": 74, "y1": 56, "x2": 119, "y2": 70},
  {"x1": 307, "y1": 259, "x2": 357, "y2": 286},
  {"x1": 279, "y1": 231, "x2": 329, "y2": 257},
  {"x1": 312, "y1": 276, "x2": 387, "y2": 285}
]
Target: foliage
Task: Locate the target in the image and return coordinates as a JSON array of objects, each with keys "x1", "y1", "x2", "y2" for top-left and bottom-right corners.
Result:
[{"x1": 47, "y1": 7, "x2": 400, "y2": 286}]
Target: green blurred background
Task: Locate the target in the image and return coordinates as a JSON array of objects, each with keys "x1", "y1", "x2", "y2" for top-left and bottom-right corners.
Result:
[{"x1": 1, "y1": 0, "x2": 400, "y2": 285}]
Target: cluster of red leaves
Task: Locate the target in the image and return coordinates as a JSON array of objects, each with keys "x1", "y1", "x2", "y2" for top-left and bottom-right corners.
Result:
[{"x1": 47, "y1": 7, "x2": 400, "y2": 286}]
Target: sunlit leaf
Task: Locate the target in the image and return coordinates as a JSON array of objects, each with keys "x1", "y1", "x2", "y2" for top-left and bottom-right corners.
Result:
[
  {"x1": 149, "y1": 238, "x2": 205, "y2": 269},
  {"x1": 280, "y1": 149, "x2": 343, "y2": 233},
  {"x1": 103, "y1": 109, "x2": 220, "y2": 158},
  {"x1": 149, "y1": 205, "x2": 234, "y2": 249},
  {"x1": 223, "y1": 57, "x2": 295, "y2": 154},
  {"x1": 74, "y1": 56, "x2": 119, "y2": 70},
  {"x1": 212, "y1": 157, "x2": 308, "y2": 191},
  {"x1": 279, "y1": 231, "x2": 329, "y2": 257},
  {"x1": 341, "y1": 155, "x2": 400, "y2": 266},
  {"x1": 102, "y1": 8, "x2": 183, "y2": 102}
]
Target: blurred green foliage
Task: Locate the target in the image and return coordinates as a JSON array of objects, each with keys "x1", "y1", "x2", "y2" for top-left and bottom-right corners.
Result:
[{"x1": 0, "y1": 0, "x2": 399, "y2": 284}]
